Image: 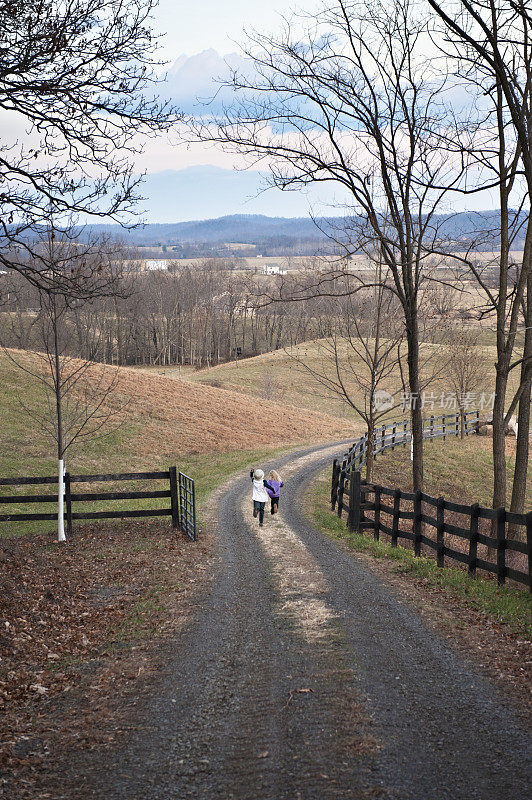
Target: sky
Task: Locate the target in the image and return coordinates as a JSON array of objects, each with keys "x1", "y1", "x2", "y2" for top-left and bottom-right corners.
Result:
[
  {"x1": 0, "y1": 0, "x2": 502, "y2": 222},
  {"x1": 131, "y1": 0, "x2": 351, "y2": 219},
  {"x1": 135, "y1": 0, "x2": 500, "y2": 221},
  {"x1": 152, "y1": 0, "x2": 322, "y2": 62}
]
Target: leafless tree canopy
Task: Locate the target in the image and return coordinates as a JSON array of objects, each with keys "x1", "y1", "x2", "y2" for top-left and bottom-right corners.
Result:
[
  {"x1": 0, "y1": 0, "x2": 179, "y2": 293},
  {"x1": 427, "y1": 0, "x2": 531, "y2": 515},
  {"x1": 188, "y1": 0, "x2": 473, "y2": 489},
  {"x1": 2, "y1": 234, "x2": 127, "y2": 461},
  {"x1": 0, "y1": 261, "x2": 344, "y2": 368}
]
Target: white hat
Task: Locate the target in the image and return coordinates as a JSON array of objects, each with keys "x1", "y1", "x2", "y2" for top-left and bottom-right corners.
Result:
[{"x1": 254, "y1": 469, "x2": 264, "y2": 480}]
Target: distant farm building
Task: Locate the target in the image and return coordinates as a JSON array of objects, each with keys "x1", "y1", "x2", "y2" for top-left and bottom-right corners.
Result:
[
  {"x1": 145, "y1": 259, "x2": 169, "y2": 271},
  {"x1": 261, "y1": 262, "x2": 287, "y2": 275}
]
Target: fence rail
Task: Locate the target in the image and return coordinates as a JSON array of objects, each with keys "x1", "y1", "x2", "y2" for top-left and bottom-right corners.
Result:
[
  {"x1": 0, "y1": 467, "x2": 197, "y2": 541},
  {"x1": 341, "y1": 410, "x2": 481, "y2": 473},
  {"x1": 331, "y1": 412, "x2": 531, "y2": 591}
]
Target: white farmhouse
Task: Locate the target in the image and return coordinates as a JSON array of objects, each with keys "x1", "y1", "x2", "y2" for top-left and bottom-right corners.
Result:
[{"x1": 261, "y1": 262, "x2": 287, "y2": 275}]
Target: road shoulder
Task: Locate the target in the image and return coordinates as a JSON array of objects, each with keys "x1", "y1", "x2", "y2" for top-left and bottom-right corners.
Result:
[{"x1": 307, "y1": 470, "x2": 532, "y2": 718}]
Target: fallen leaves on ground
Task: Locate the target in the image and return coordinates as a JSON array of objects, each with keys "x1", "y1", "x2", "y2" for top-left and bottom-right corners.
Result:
[{"x1": 0, "y1": 520, "x2": 214, "y2": 799}]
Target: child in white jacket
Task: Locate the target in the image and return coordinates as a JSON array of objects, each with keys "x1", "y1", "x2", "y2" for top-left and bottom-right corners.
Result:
[{"x1": 249, "y1": 469, "x2": 273, "y2": 527}]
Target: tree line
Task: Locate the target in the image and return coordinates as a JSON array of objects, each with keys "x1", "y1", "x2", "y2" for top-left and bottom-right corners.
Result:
[{"x1": 1, "y1": 259, "x2": 348, "y2": 368}]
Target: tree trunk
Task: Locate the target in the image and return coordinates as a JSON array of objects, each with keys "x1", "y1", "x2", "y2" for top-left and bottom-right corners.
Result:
[
  {"x1": 406, "y1": 306, "x2": 423, "y2": 490},
  {"x1": 492, "y1": 366, "x2": 508, "y2": 511},
  {"x1": 510, "y1": 264, "x2": 532, "y2": 525},
  {"x1": 510, "y1": 375, "x2": 531, "y2": 518},
  {"x1": 52, "y1": 296, "x2": 66, "y2": 543},
  {"x1": 113, "y1": 295, "x2": 124, "y2": 365},
  {"x1": 57, "y1": 458, "x2": 65, "y2": 543},
  {"x1": 365, "y1": 418, "x2": 375, "y2": 483},
  {"x1": 490, "y1": 72, "x2": 513, "y2": 516}
]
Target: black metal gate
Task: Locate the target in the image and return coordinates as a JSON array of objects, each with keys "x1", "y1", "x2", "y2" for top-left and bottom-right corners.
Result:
[{"x1": 178, "y1": 472, "x2": 196, "y2": 541}]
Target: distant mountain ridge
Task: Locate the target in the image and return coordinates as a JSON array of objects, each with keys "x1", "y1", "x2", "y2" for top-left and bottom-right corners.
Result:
[
  {"x1": 87, "y1": 213, "x2": 323, "y2": 240},
  {"x1": 83, "y1": 210, "x2": 525, "y2": 256}
]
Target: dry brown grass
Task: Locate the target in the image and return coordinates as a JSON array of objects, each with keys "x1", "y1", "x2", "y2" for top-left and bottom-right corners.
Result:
[
  {"x1": 371, "y1": 434, "x2": 531, "y2": 508},
  {"x1": 1, "y1": 349, "x2": 355, "y2": 471},
  {"x1": 173, "y1": 336, "x2": 522, "y2": 423},
  {"x1": 100, "y1": 359, "x2": 355, "y2": 457}
]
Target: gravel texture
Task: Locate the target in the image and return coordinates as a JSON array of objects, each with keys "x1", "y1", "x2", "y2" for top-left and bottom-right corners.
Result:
[{"x1": 49, "y1": 443, "x2": 530, "y2": 800}]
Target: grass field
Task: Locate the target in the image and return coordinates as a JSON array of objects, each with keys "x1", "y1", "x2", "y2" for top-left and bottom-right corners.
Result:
[
  {"x1": 0, "y1": 350, "x2": 354, "y2": 536},
  {"x1": 157, "y1": 337, "x2": 521, "y2": 427},
  {"x1": 141, "y1": 250, "x2": 524, "y2": 276},
  {"x1": 1, "y1": 341, "x2": 528, "y2": 537},
  {"x1": 370, "y1": 434, "x2": 532, "y2": 508}
]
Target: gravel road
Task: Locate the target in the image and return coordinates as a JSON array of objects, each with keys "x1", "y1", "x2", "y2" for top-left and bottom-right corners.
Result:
[{"x1": 59, "y1": 442, "x2": 531, "y2": 800}]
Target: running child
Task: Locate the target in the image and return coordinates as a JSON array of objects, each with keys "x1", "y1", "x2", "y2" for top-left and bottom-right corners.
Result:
[
  {"x1": 266, "y1": 470, "x2": 284, "y2": 514},
  {"x1": 249, "y1": 468, "x2": 273, "y2": 527}
]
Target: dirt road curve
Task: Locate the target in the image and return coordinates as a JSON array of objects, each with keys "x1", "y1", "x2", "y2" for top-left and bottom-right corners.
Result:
[{"x1": 60, "y1": 443, "x2": 530, "y2": 800}]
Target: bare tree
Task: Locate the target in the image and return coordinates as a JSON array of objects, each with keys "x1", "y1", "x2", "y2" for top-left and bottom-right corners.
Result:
[
  {"x1": 428, "y1": 0, "x2": 531, "y2": 513},
  {"x1": 446, "y1": 328, "x2": 490, "y2": 438},
  {"x1": 288, "y1": 282, "x2": 406, "y2": 481},
  {"x1": 188, "y1": 0, "x2": 468, "y2": 490},
  {"x1": 0, "y1": 0, "x2": 178, "y2": 295},
  {"x1": 3, "y1": 229, "x2": 124, "y2": 541}
]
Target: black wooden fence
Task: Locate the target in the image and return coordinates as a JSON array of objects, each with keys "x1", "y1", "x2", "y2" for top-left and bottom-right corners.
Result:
[
  {"x1": 0, "y1": 467, "x2": 197, "y2": 541},
  {"x1": 331, "y1": 412, "x2": 532, "y2": 591},
  {"x1": 341, "y1": 410, "x2": 481, "y2": 472}
]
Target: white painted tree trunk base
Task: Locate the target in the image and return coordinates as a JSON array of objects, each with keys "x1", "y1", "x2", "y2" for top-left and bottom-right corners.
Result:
[{"x1": 57, "y1": 459, "x2": 66, "y2": 542}]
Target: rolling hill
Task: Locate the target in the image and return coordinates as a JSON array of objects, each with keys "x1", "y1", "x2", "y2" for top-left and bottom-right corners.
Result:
[{"x1": 0, "y1": 349, "x2": 355, "y2": 480}]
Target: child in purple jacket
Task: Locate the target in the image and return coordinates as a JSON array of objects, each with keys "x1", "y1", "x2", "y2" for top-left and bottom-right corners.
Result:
[{"x1": 266, "y1": 470, "x2": 284, "y2": 514}]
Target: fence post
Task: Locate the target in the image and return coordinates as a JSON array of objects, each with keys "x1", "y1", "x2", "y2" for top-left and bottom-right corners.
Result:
[
  {"x1": 430, "y1": 415, "x2": 434, "y2": 442},
  {"x1": 347, "y1": 469, "x2": 361, "y2": 532},
  {"x1": 337, "y1": 464, "x2": 346, "y2": 519},
  {"x1": 526, "y1": 511, "x2": 532, "y2": 593},
  {"x1": 468, "y1": 503, "x2": 480, "y2": 576},
  {"x1": 361, "y1": 479, "x2": 368, "y2": 529},
  {"x1": 64, "y1": 471, "x2": 73, "y2": 538},
  {"x1": 496, "y1": 507, "x2": 506, "y2": 585},
  {"x1": 169, "y1": 466, "x2": 179, "y2": 529},
  {"x1": 455, "y1": 413, "x2": 460, "y2": 437},
  {"x1": 331, "y1": 459, "x2": 339, "y2": 510},
  {"x1": 442, "y1": 415, "x2": 446, "y2": 441},
  {"x1": 403, "y1": 420, "x2": 408, "y2": 448},
  {"x1": 392, "y1": 489, "x2": 400, "y2": 547},
  {"x1": 391, "y1": 423, "x2": 396, "y2": 451},
  {"x1": 381, "y1": 425, "x2": 386, "y2": 454},
  {"x1": 414, "y1": 489, "x2": 422, "y2": 557},
  {"x1": 436, "y1": 497, "x2": 445, "y2": 568},
  {"x1": 374, "y1": 484, "x2": 381, "y2": 541}
]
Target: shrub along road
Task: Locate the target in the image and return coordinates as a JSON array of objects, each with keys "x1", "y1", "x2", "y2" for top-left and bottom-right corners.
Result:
[{"x1": 51, "y1": 443, "x2": 530, "y2": 800}]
